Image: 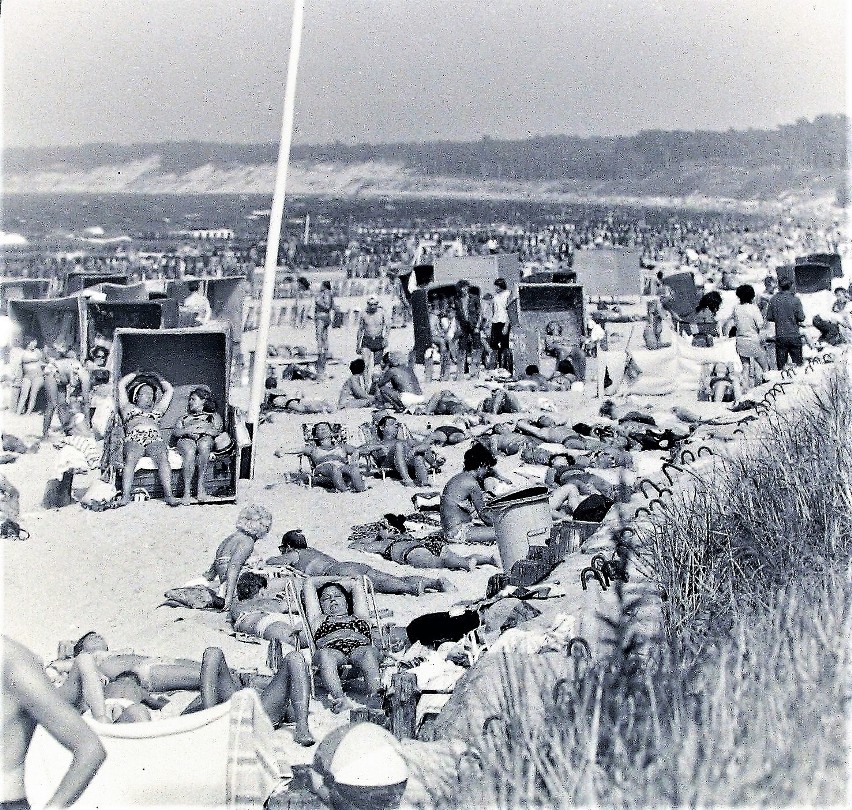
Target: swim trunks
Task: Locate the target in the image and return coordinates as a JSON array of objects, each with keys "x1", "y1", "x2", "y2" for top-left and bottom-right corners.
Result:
[
  {"x1": 445, "y1": 522, "x2": 473, "y2": 543},
  {"x1": 433, "y1": 425, "x2": 465, "y2": 443},
  {"x1": 399, "y1": 392, "x2": 426, "y2": 409}
]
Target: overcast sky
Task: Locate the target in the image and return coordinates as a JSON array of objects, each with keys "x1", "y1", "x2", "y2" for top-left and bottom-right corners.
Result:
[{"x1": 1, "y1": 0, "x2": 847, "y2": 148}]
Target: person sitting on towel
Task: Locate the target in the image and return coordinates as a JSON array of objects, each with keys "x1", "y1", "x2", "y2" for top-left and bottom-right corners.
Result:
[
  {"x1": 337, "y1": 358, "x2": 376, "y2": 409},
  {"x1": 203, "y1": 504, "x2": 274, "y2": 610},
  {"x1": 439, "y1": 444, "x2": 499, "y2": 545}
]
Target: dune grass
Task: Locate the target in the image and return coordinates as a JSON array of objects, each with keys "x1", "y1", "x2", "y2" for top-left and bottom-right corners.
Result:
[{"x1": 442, "y1": 363, "x2": 851, "y2": 808}]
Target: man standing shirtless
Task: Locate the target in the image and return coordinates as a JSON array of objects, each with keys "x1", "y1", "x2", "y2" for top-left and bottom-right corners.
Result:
[
  {"x1": 355, "y1": 295, "x2": 388, "y2": 382},
  {"x1": 2, "y1": 635, "x2": 105, "y2": 809}
]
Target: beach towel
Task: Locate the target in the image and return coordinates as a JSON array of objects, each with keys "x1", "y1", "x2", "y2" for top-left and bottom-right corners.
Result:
[{"x1": 226, "y1": 688, "x2": 292, "y2": 810}]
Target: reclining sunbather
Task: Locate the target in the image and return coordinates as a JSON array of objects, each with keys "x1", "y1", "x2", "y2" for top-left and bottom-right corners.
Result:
[
  {"x1": 348, "y1": 520, "x2": 498, "y2": 571},
  {"x1": 229, "y1": 571, "x2": 303, "y2": 648},
  {"x1": 302, "y1": 422, "x2": 367, "y2": 493},
  {"x1": 266, "y1": 529, "x2": 455, "y2": 595},
  {"x1": 204, "y1": 504, "x2": 274, "y2": 610},
  {"x1": 302, "y1": 577, "x2": 383, "y2": 714},
  {"x1": 361, "y1": 415, "x2": 443, "y2": 487}
]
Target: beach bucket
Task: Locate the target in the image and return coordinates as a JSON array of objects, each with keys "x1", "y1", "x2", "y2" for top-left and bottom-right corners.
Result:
[{"x1": 489, "y1": 486, "x2": 553, "y2": 572}]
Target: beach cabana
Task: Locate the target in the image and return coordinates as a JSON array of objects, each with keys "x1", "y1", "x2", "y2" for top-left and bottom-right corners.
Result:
[
  {"x1": 796, "y1": 252, "x2": 842, "y2": 278},
  {"x1": 7, "y1": 297, "x2": 84, "y2": 356},
  {"x1": 165, "y1": 276, "x2": 248, "y2": 338},
  {"x1": 82, "y1": 299, "x2": 179, "y2": 360},
  {"x1": 0, "y1": 278, "x2": 51, "y2": 310},
  {"x1": 411, "y1": 280, "x2": 485, "y2": 364},
  {"x1": 512, "y1": 283, "x2": 586, "y2": 371},
  {"x1": 110, "y1": 326, "x2": 250, "y2": 502},
  {"x1": 573, "y1": 248, "x2": 642, "y2": 298},
  {"x1": 63, "y1": 272, "x2": 129, "y2": 296},
  {"x1": 789, "y1": 262, "x2": 834, "y2": 294},
  {"x1": 660, "y1": 271, "x2": 701, "y2": 332}
]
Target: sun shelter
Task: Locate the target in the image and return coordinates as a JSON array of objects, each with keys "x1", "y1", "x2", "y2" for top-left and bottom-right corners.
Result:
[
  {"x1": 165, "y1": 276, "x2": 248, "y2": 337},
  {"x1": 572, "y1": 248, "x2": 642, "y2": 298},
  {"x1": 110, "y1": 326, "x2": 250, "y2": 502},
  {"x1": 97, "y1": 281, "x2": 149, "y2": 302},
  {"x1": 784, "y1": 262, "x2": 834, "y2": 294},
  {"x1": 432, "y1": 253, "x2": 518, "y2": 290},
  {"x1": 0, "y1": 278, "x2": 51, "y2": 310},
  {"x1": 411, "y1": 280, "x2": 485, "y2": 365},
  {"x1": 660, "y1": 271, "x2": 701, "y2": 331},
  {"x1": 82, "y1": 299, "x2": 179, "y2": 360},
  {"x1": 7, "y1": 297, "x2": 84, "y2": 356},
  {"x1": 796, "y1": 252, "x2": 842, "y2": 279},
  {"x1": 512, "y1": 283, "x2": 586, "y2": 372},
  {"x1": 63, "y1": 272, "x2": 129, "y2": 296}
]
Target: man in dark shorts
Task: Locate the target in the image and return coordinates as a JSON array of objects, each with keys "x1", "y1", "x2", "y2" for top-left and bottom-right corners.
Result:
[
  {"x1": 765, "y1": 279, "x2": 805, "y2": 368},
  {"x1": 356, "y1": 295, "x2": 388, "y2": 381},
  {"x1": 453, "y1": 280, "x2": 481, "y2": 378}
]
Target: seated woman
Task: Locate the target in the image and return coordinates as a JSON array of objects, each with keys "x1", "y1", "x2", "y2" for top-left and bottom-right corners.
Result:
[
  {"x1": 184, "y1": 645, "x2": 314, "y2": 746},
  {"x1": 117, "y1": 370, "x2": 177, "y2": 506},
  {"x1": 337, "y1": 358, "x2": 375, "y2": 409},
  {"x1": 349, "y1": 521, "x2": 498, "y2": 572},
  {"x1": 204, "y1": 504, "x2": 274, "y2": 610},
  {"x1": 543, "y1": 321, "x2": 587, "y2": 381},
  {"x1": 301, "y1": 577, "x2": 384, "y2": 713},
  {"x1": 303, "y1": 421, "x2": 366, "y2": 493},
  {"x1": 17, "y1": 336, "x2": 45, "y2": 416},
  {"x1": 173, "y1": 385, "x2": 227, "y2": 504},
  {"x1": 705, "y1": 361, "x2": 742, "y2": 404},
  {"x1": 42, "y1": 343, "x2": 91, "y2": 438},
  {"x1": 690, "y1": 291, "x2": 723, "y2": 348}
]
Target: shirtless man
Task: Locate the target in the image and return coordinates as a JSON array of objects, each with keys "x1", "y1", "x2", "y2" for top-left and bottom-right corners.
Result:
[
  {"x1": 265, "y1": 529, "x2": 455, "y2": 595},
  {"x1": 373, "y1": 354, "x2": 424, "y2": 412},
  {"x1": 2, "y1": 635, "x2": 105, "y2": 809},
  {"x1": 439, "y1": 444, "x2": 499, "y2": 545},
  {"x1": 42, "y1": 344, "x2": 91, "y2": 438},
  {"x1": 355, "y1": 295, "x2": 388, "y2": 381}
]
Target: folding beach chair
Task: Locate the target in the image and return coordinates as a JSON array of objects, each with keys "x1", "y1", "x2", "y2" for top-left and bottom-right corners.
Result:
[{"x1": 297, "y1": 422, "x2": 348, "y2": 488}]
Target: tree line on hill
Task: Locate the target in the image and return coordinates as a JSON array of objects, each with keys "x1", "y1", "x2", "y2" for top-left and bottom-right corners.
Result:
[{"x1": 5, "y1": 114, "x2": 846, "y2": 183}]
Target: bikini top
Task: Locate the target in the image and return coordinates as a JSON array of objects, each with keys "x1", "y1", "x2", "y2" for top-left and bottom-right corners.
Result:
[
  {"x1": 125, "y1": 406, "x2": 164, "y2": 422},
  {"x1": 314, "y1": 615, "x2": 371, "y2": 642}
]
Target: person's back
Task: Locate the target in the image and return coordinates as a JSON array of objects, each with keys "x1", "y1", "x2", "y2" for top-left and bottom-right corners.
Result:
[
  {"x1": 389, "y1": 364, "x2": 421, "y2": 395},
  {"x1": 766, "y1": 287, "x2": 804, "y2": 339}
]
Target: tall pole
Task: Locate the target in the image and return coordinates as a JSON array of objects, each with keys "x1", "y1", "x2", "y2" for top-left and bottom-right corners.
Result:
[{"x1": 247, "y1": 0, "x2": 305, "y2": 474}]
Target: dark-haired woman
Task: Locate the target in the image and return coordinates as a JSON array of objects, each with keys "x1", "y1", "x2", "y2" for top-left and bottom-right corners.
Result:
[
  {"x1": 691, "y1": 291, "x2": 723, "y2": 348},
  {"x1": 302, "y1": 577, "x2": 383, "y2": 713},
  {"x1": 173, "y1": 385, "x2": 225, "y2": 504},
  {"x1": 722, "y1": 284, "x2": 768, "y2": 385},
  {"x1": 117, "y1": 371, "x2": 176, "y2": 506}
]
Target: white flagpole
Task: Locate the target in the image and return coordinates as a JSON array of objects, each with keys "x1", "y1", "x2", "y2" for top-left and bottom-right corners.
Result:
[{"x1": 247, "y1": 0, "x2": 305, "y2": 474}]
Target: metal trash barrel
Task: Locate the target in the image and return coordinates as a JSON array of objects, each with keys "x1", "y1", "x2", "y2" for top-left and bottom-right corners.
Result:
[{"x1": 489, "y1": 486, "x2": 553, "y2": 572}]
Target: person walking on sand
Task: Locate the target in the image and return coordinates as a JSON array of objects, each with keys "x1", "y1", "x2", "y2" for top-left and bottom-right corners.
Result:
[
  {"x1": 355, "y1": 295, "x2": 388, "y2": 382},
  {"x1": 2, "y1": 635, "x2": 106, "y2": 809},
  {"x1": 314, "y1": 280, "x2": 337, "y2": 369}
]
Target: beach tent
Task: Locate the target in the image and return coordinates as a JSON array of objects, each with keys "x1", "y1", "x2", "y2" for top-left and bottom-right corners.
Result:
[
  {"x1": 82, "y1": 299, "x2": 179, "y2": 359},
  {"x1": 7, "y1": 297, "x2": 84, "y2": 357},
  {"x1": 25, "y1": 690, "x2": 290, "y2": 809},
  {"x1": 0, "y1": 278, "x2": 51, "y2": 310},
  {"x1": 98, "y1": 281, "x2": 149, "y2": 302},
  {"x1": 111, "y1": 326, "x2": 250, "y2": 501},
  {"x1": 63, "y1": 272, "x2": 129, "y2": 296},
  {"x1": 660, "y1": 271, "x2": 701, "y2": 329},
  {"x1": 796, "y1": 252, "x2": 842, "y2": 278},
  {"x1": 410, "y1": 280, "x2": 485, "y2": 365},
  {"x1": 572, "y1": 248, "x2": 642, "y2": 297}
]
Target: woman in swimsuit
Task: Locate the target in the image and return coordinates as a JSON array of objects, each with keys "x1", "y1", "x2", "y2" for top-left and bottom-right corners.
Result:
[
  {"x1": 204, "y1": 504, "x2": 273, "y2": 610},
  {"x1": 17, "y1": 337, "x2": 45, "y2": 416},
  {"x1": 305, "y1": 421, "x2": 366, "y2": 493},
  {"x1": 349, "y1": 522, "x2": 498, "y2": 572},
  {"x1": 117, "y1": 371, "x2": 178, "y2": 506},
  {"x1": 173, "y1": 385, "x2": 225, "y2": 504},
  {"x1": 301, "y1": 577, "x2": 383, "y2": 714}
]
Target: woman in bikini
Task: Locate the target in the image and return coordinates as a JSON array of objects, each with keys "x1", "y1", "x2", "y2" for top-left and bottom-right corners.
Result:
[
  {"x1": 349, "y1": 520, "x2": 498, "y2": 572},
  {"x1": 301, "y1": 577, "x2": 383, "y2": 714},
  {"x1": 204, "y1": 504, "x2": 274, "y2": 610},
  {"x1": 173, "y1": 385, "x2": 226, "y2": 504},
  {"x1": 117, "y1": 371, "x2": 177, "y2": 506},
  {"x1": 305, "y1": 422, "x2": 366, "y2": 493},
  {"x1": 17, "y1": 336, "x2": 45, "y2": 415}
]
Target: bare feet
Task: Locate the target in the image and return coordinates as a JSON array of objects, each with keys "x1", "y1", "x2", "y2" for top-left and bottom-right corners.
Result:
[
  {"x1": 292, "y1": 724, "x2": 315, "y2": 747},
  {"x1": 438, "y1": 577, "x2": 458, "y2": 593},
  {"x1": 330, "y1": 695, "x2": 355, "y2": 714},
  {"x1": 165, "y1": 496, "x2": 181, "y2": 507},
  {"x1": 180, "y1": 495, "x2": 193, "y2": 506}
]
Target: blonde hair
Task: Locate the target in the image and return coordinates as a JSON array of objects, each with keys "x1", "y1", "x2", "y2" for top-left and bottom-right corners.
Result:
[{"x1": 236, "y1": 504, "x2": 273, "y2": 539}]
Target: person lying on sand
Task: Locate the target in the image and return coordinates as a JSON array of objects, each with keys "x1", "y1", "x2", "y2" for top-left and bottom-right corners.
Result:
[
  {"x1": 182, "y1": 645, "x2": 314, "y2": 746},
  {"x1": 267, "y1": 390, "x2": 335, "y2": 414},
  {"x1": 348, "y1": 520, "x2": 498, "y2": 572},
  {"x1": 265, "y1": 529, "x2": 455, "y2": 595},
  {"x1": 203, "y1": 504, "x2": 274, "y2": 610},
  {"x1": 439, "y1": 444, "x2": 499, "y2": 545},
  {"x1": 228, "y1": 571, "x2": 303, "y2": 648}
]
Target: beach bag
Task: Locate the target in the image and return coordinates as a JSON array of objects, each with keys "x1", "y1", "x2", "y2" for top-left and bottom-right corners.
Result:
[
  {"x1": 1, "y1": 519, "x2": 29, "y2": 541},
  {"x1": 42, "y1": 470, "x2": 74, "y2": 510},
  {"x1": 572, "y1": 494, "x2": 614, "y2": 523},
  {"x1": 160, "y1": 586, "x2": 224, "y2": 610}
]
